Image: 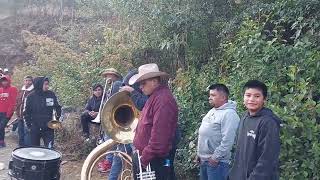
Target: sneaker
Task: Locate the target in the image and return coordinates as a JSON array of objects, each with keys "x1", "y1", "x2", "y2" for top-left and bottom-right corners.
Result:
[
  {"x1": 0, "y1": 140, "x2": 6, "y2": 148},
  {"x1": 97, "y1": 159, "x2": 112, "y2": 173}
]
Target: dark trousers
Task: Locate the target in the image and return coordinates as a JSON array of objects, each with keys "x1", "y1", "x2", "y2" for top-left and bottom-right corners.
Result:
[
  {"x1": 132, "y1": 147, "x2": 177, "y2": 180},
  {"x1": 0, "y1": 113, "x2": 9, "y2": 141},
  {"x1": 30, "y1": 125, "x2": 54, "y2": 148},
  {"x1": 18, "y1": 119, "x2": 31, "y2": 147},
  {"x1": 80, "y1": 112, "x2": 96, "y2": 135}
]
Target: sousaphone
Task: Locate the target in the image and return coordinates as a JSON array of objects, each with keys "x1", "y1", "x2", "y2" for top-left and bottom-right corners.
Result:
[{"x1": 81, "y1": 91, "x2": 139, "y2": 180}]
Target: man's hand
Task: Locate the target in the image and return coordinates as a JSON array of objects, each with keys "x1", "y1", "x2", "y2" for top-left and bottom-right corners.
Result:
[
  {"x1": 194, "y1": 156, "x2": 201, "y2": 165},
  {"x1": 208, "y1": 157, "x2": 219, "y2": 167},
  {"x1": 119, "y1": 85, "x2": 134, "y2": 93},
  {"x1": 26, "y1": 126, "x2": 31, "y2": 132},
  {"x1": 89, "y1": 111, "x2": 98, "y2": 118}
]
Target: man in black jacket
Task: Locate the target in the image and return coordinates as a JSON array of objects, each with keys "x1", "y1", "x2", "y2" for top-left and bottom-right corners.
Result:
[
  {"x1": 80, "y1": 84, "x2": 103, "y2": 138},
  {"x1": 229, "y1": 80, "x2": 281, "y2": 180},
  {"x1": 24, "y1": 76, "x2": 62, "y2": 148}
]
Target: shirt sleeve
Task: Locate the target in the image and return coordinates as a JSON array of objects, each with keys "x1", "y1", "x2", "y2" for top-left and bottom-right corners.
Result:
[
  {"x1": 131, "y1": 90, "x2": 148, "y2": 111},
  {"x1": 212, "y1": 110, "x2": 240, "y2": 160},
  {"x1": 15, "y1": 91, "x2": 23, "y2": 118},
  {"x1": 24, "y1": 96, "x2": 32, "y2": 127},
  {"x1": 7, "y1": 87, "x2": 18, "y2": 118},
  {"x1": 140, "y1": 96, "x2": 178, "y2": 166},
  {"x1": 53, "y1": 93, "x2": 62, "y2": 119},
  {"x1": 248, "y1": 117, "x2": 280, "y2": 180}
]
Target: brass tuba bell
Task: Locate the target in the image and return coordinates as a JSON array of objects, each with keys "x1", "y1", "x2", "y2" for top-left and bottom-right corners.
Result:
[
  {"x1": 48, "y1": 110, "x2": 62, "y2": 129},
  {"x1": 81, "y1": 91, "x2": 140, "y2": 180},
  {"x1": 100, "y1": 91, "x2": 139, "y2": 144}
]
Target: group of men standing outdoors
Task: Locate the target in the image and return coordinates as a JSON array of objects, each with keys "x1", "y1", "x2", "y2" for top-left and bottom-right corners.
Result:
[
  {"x1": 0, "y1": 70, "x2": 62, "y2": 149},
  {"x1": 0, "y1": 63, "x2": 281, "y2": 180}
]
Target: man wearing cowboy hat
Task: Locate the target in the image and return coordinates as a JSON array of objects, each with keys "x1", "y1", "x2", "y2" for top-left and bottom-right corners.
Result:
[
  {"x1": 97, "y1": 67, "x2": 124, "y2": 173},
  {"x1": 101, "y1": 68, "x2": 122, "y2": 83},
  {"x1": 130, "y1": 63, "x2": 178, "y2": 180}
]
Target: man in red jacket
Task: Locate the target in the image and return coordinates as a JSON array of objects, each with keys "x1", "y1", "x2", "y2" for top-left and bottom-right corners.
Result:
[
  {"x1": 0, "y1": 75, "x2": 18, "y2": 147},
  {"x1": 129, "y1": 63, "x2": 178, "y2": 180}
]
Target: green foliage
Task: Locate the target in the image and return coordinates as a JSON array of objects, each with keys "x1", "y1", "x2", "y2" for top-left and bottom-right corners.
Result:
[{"x1": 13, "y1": 27, "x2": 135, "y2": 106}]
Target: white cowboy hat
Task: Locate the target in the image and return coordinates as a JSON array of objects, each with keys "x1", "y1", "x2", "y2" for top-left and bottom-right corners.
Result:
[{"x1": 129, "y1": 63, "x2": 169, "y2": 85}]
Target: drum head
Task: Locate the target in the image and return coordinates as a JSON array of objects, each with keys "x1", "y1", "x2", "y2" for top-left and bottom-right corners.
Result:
[{"x1": 12, "y1": 147, "x2": 61, "y2": 161}]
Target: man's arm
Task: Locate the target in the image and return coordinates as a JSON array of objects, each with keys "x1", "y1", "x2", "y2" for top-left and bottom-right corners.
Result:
[
  {"x1": 53, "y1": 93, "x2": 62, "y2": 119},
  {"x1": 23, "y1": 96, "x2": 32, "y2": 128},
  {"x1": 211, "y1": 111, "x2": 240, "y2": 161},
  {"x1": 7, "y1": 87, "x2": 18, "y2": 119},
  {"x1": 15, "y1": 90, "x2": 23, "y2": 118},
  {"x1": 140, "y1": 96, "x2": 178, "y2": 166},
  {"x1": 248, "y1": 118, "x2": 280, "y2": 180},
  {"x1": 131, "y1": 90, "x2": 148, "y2": 111}
]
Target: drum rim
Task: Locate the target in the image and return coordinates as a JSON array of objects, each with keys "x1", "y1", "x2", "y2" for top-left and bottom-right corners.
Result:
[{"x1": 12, "y1": 147, "x2": 62, "y2": 161}]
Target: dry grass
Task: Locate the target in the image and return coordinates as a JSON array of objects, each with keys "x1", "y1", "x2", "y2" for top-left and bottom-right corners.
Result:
[{"x1": 55, "y1": 112, "x2": 98, "y2": 160}]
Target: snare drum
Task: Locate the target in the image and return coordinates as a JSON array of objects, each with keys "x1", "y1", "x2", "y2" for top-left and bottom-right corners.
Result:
[{"x1": 9, "y1": 147, "x2": 61, "y2": 180}]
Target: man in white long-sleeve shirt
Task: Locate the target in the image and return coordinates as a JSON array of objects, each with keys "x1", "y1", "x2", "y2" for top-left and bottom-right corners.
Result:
[{"x1": 196, "y1": 83, "x2": 240, "y2": 180}]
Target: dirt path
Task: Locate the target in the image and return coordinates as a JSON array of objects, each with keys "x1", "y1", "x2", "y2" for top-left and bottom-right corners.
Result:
[
  {"x1": 0, "y1": 128, "x2": 86, "y2": 180},
  {"x1": 0, "y1": 129, "x2": 16, "y2": 180}
]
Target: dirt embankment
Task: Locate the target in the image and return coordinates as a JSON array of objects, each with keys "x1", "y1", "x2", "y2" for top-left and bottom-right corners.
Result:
[{"x1": 0, "y1": 13, "x2": 61, "y2": 70}]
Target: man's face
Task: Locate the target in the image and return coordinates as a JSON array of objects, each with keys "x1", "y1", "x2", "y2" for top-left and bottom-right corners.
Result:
[
  {"x1": 24, "y1": 78, "x2": 33, "y2": 88},
  {"x1": 243, "y1": 88, "x2": 266, "y2": 114},
  {"x1": 139, "y1": 78, "x2": 158, "y2": 96},
  {"x1": 43, "y1": 81, "x2": 49, "y2": 91},
  {"x1": 105, "y1": 74, "x2": 119, "y2": 83},
  {"x1": 208, "y1": 89, "x2": 227, "y2": 108},
  {"x1": 93, "y1": 87, "x2": 103, "y2": 97},
  {"x1": 1, "y1": 80, "x2": 9, "y2": 87}
]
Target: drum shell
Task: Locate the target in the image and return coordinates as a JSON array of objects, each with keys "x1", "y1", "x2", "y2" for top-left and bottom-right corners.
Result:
[{"x1": 9, "y1": 148, "x2": 61, "y2": 180}]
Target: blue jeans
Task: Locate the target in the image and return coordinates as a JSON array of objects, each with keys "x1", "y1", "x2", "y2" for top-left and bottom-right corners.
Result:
[
  {"x1": 108, "y1": 144, "x2": 132, "y2": 180},
  {"x1": 18, "y1": 119, "x2": 31, "y2": 146},
  {"x1": 103, "y1": 134, "x2": 114, "y2": 162},
  {"x1": 200, "y1": 161, "x2": 229, "y2": 180}
]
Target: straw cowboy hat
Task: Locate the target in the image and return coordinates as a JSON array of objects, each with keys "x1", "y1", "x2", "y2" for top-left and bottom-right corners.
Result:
[
  {"x1": 101, "y1": 68, "x2": 122, "y2": 78},
  {"x1": 129, "y1": 63, "x2": 169, "y2": 85}
]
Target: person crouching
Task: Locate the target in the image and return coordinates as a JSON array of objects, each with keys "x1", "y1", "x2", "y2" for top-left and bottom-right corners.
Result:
[{"x1": 80, "y1": 84, "x2": 104, "y2": 139}]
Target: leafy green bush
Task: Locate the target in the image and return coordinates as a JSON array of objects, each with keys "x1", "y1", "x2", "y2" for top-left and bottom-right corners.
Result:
[{"x1": 13, "y1": 27, "x2": 135, "y2": 107}]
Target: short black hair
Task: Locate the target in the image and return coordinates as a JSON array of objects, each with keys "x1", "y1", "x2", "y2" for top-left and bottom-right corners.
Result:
[
  {"x1": 208, "y1": 83, "x2": 229, "y2": 97},
  {"x1": 92, "y1": 84, "x2": 103, "y2": 91},
  {"x1": 243, "y1": 80, "x2": 268, "y2": 98}
]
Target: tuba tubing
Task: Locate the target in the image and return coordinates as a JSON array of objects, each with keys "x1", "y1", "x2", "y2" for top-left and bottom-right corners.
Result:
[
  {"x1": 81, "y1": 139, "x2": 118, "y2": 179},
  {"x1": 81, "y1": 91, "x2": 140, "y2": 180}
]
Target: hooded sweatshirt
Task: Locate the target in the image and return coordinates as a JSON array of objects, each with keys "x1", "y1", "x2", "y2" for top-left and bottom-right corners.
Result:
[
  {"x1": 24, "y1": 77, "x2": 62, "y2": 128},
  {"x1": 229, "y1": 107, "x2": 281, "y2": 180},
  {"x1": 197, "y1": 100, "x2": 240, "y2": 163},
  {"x1": 0, "y1": 76, "x2": 18, "y2": 118}
]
